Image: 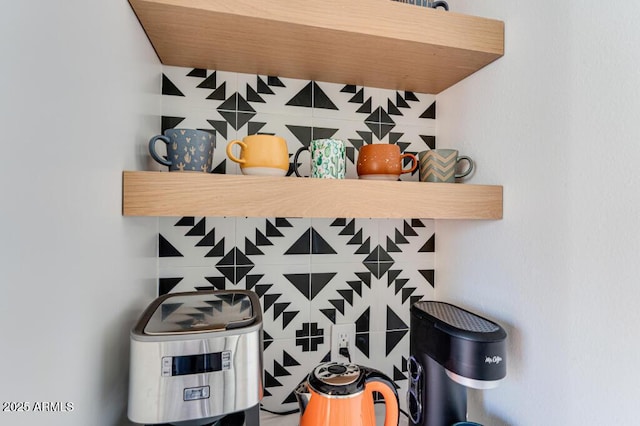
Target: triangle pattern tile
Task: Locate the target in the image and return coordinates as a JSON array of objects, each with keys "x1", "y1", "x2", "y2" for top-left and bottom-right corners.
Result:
[
  {"x1": 311, "y1": 273, "x2": 336, "y2": 300},
  {"x1": 339, "y1": 219, "x2": 356, "y2": 236},
  {"x1": 283, "y1": 351, "x2": 301, "y2": 367},
  {"x1": 387, "y1": 99, "x2": 403, "y2": 116},
  {"x1": 248, "y1": 121, "x2": 267, "y2": 135},
  {"x1": 185, "y1": 218, "x2": 206, "y2": 236},
  {"x1": 349, "y1": 88, "x2": 364, "y2": 103},
  {"x1": 285, "y1": 273, "x2": 310, "y2": 299},
  {"x1": 355, "y1": 272, "x2": 372, "y2": 288},
  {"x1": 337, "y1": 289, "x2": 354, "y2": 306},
  {"x1": 275, "y1": 218, "x2": 293, "y2": 228},
  {"x1": 312, "y1": 82, "x2": 339, "y2": 110},
  {"x1": 196, "y1": 229, "x2": 215, "y2": 247},
  {"x1": 357, "y1": 98, "x2": 372, "y2": 114},
  {"x1": 254, "y1": 284, "x2": 272, "y2": 298},
  {"x1": 267, "y1": 76, "x2": 285, "y2": 87},
  {"x1": 245, "y1": 274, "x2": 263, "y2": 291},
  {"x1": 403, "y1": 221, "x2": 419, "y2": 237},
  {"x1": 159, "y1": 234, "x2": 183, "y2": 257},
  {"x1": 347, "y1": 280, "x2": 363, "y2": 297},
  {"x1": 266, "y1": 220, "x2": 284, "y2": 237},
  {"x1": 386, "y1": 237, "x2": 402, "y2": 253},
  {"x1": 286, "y1": 125, "x2": 313, "y2": 146},
  {"x1": 404, "y1": 91, "x2": 419, "y2": 101},
  {"x1": 341, "y1": 84, "x2": 357, "y2": 93},
  {"x1": 159, "y1": 277, "x2": 183, "y2": 296},
  {"x1": 187, "y1": 68, "x2": 207, "y2": 78},
  {"x1": 282, "y1": 311, "x2": 299, "y2": 330},
  {"x1": 205, "y1": 239, "x2": 225, "y2": 257},
  {"x1": 311, "y1": 228, "x2": 337, "y2": 254},
  {"x1": 255, "y1": 229, "x2": 273, "y2": 246},
  {"x1": 394, "y1": 278, "x2": 409, "y2": 295},
  {"x1": 355, "y1": 307, "x2": 370, "y2": 333},
  {"x1": 355, "y1": 333, "x2": 370, "y2": 357},
  {"x1": 286, "y1": 81, "x2": 313, "y2": 108},
  {"x1": 386, "y1": 330, "x2": 408, "y2": 356},
  {"x1": 175, "y1": 217, "x2": 194, "y2": 227},
  {"x1": 420, "y1": 135, "x2": 436, "y2": 149},
  {"x1": 257, "y1": 77, "x2": 275, "y2": 94},
  {"x1": 204, "y1": 276, "x2": 225, "y2": 290},
  {"x1": 206, "y1": 83, "x2": 226, "y2": 100},
  {"x1": 387, "y1": 306, "x2": 408, "y2": 330},
  {"x1": 329, "y1": 299, "x2": 345, "y2": 315},
  {"x1": 161, "y1": 116, "x2": 185, "y2": 133},
  {"x1": 320, "y1": 308, "x2": 336, "y2": 323},
  {"x1": 263, "y1": 294, "x2": 281, "y2": 312},
  {"x1": 246, "y1": 84, "x2": 265, "y2": 103},
  {"x1": 311, "y1": 126, "x2": 339, "y2": 140},
  {"x1": 273, "y1": 360, "x2": 290, "y2": 377},
  {"x1": 401, "y1": 287, "x2": 417, "y2": 303},
  {"x1": 162, "y1": 74, "x2": 185, "y2": 96},
  {"x1": 419, "y1": 235, "x2": 435, "y2": 252},
  {"x1": 244, "y1": 238, "x2": 264, "y2": 255},
  {"x1": 347, "y1": 229, "x2": 363, "y2": 245},
  {"x1": 419, "y1": 270, "x2": 435, "y2": 288},
  {"x1": 196, "y1": 71, "x2": 217, "y2": 89},
  {"x1": 393, "y1": 366, "x2": 406, "y2": 381},
  {"x1": 395, "y1": 229, "x2": 409, "y2": 244},
  {"x1": 420, "y1": 101, "x2": 436, "y2": 119},
  {"x1": 396, "y1": 92, "x2": 410, "y2": 108}
]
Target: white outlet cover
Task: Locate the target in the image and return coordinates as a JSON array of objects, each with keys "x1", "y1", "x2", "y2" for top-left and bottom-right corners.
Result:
[{"x1": 330, "y1": 323, "x2": 356, "y2": 362}]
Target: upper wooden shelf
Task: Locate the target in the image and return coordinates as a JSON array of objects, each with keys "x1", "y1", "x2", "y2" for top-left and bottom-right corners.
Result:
[
  {"x1": 128, "y1": 0, "x2": 504, "y2": 94},
  {"x1": 122, "y1": 171, "x2": 503, "y2": 219}
]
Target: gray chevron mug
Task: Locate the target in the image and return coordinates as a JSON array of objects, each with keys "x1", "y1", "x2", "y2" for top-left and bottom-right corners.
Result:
[{"x1": 418, "y1": 149, "x2": 474, "y2": 183}]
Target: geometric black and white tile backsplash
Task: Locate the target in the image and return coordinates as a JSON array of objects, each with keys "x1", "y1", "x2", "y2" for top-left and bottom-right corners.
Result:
[{"x1": 157, "y1": 66, "x2": 437, "y2": 412}]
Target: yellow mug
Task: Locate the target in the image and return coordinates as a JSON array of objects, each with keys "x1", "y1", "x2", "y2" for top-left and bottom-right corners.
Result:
[{"x1": 226, "y1": 135, "x2": 290, "y2": 176}]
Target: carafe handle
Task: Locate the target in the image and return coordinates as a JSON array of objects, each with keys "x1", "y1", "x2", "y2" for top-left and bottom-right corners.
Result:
[{"x1": 364, "y1": 369, "x2": 399, "y2": 426}]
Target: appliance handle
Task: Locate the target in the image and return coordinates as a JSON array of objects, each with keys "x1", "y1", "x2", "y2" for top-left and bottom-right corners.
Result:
[{"x1": 364, "y1": 370, "x2": 399, "y2": 426}]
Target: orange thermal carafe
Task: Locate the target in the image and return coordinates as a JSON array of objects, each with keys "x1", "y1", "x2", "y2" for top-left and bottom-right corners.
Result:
[{"x1": 295, "y1": 362, "x2": 399, "y2": 426}]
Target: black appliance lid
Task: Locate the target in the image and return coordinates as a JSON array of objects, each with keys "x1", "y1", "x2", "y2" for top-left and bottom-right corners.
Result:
[
  {"x1": 410, "y1": 301, "x2": 507, "y2": 383},
  {"x1": 411, "y1": 301, "x2": 505, "y2": 342},
  {"x1": 138, "y1": 290, "x2": 257, "y2": 335}
]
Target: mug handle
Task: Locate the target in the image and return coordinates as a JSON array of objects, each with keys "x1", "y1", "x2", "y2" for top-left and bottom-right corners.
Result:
[
  {"x1": 148, "y1": 135, "x2": 172, "y2": 167},
  {"x1": 292, "y1": 146, "x2": 309, "y2": 177},
  {"x1": 226, "y1": 140, "x2": 247, "y2": 164},
  {"x1": 455, "y1": 156, "x2": 474, "y2": 178},
  {"x1": 400, "y1": 153, "x2": 418, "y2": 174},
  {"x1": 430, "y1": 1, "x2": 449, "y2": 10}
]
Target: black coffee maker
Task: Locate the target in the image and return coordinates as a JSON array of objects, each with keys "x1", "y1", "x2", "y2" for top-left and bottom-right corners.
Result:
[{"x1": 408, "y1": 301, "x2": 507, "y2": 426}]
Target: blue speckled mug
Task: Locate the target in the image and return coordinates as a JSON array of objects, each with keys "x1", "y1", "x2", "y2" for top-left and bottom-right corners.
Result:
[
  {"x1": 149, "y1": 129, "x2": 215, "y2": 172},
  {"x1": 293, "y1": 139, "x2": 346, "y2": 179}
]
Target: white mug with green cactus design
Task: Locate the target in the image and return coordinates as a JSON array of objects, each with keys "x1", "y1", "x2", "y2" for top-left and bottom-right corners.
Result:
[{"x1": 293, "y1": 139, "x2": 346, "y2": 179}]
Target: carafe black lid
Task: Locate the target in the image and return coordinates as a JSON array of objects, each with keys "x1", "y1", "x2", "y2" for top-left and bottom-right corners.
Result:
[{"x1": 307, "y1": 362, "x2": 365, "y2": 397}]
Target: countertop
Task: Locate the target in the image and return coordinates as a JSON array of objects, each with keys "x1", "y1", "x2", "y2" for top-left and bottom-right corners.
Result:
[{"x1": 259, "y1": 405, "x2": 410, "y2": 426}]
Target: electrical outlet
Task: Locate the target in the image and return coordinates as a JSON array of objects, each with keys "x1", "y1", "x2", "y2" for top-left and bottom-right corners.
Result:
[{"x1": 330, "y1": 323, "x2": 355, "y2": 362}]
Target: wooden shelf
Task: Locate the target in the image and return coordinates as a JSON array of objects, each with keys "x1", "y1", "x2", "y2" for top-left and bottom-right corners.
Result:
[
  {"x1": 128, "y1": 0, "x2": 504, "y2": 94},
  {"x1": 122, "y1": 171, "x2": 502, "y2": 219}
]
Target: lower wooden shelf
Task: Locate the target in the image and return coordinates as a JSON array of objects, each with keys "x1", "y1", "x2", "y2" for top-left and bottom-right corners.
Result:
[{"x1": 122, "y1": 171, "x2": 503, "y2": 219}]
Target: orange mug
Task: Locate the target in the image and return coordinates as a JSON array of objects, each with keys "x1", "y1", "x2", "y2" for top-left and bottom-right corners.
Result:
[
  {"x1": 226, "y1": 135, "x2": 289, "y2": 176},
  {"x1": 356, "y1": 143, "x2": 418, "y2": 180}
]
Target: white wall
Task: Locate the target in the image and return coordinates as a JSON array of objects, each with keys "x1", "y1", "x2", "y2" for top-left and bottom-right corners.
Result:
[
  {"x1": 437, "y1": 1, "x2": 640, "y2": 424},
  {"x1": 0, "y1": 2, "x2": 160, "y2": 425}
]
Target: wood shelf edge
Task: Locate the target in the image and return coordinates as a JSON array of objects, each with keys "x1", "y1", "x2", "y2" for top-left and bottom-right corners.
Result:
[{"x1": 122, "y1": 171, "x2": 503, "y2": 220}]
